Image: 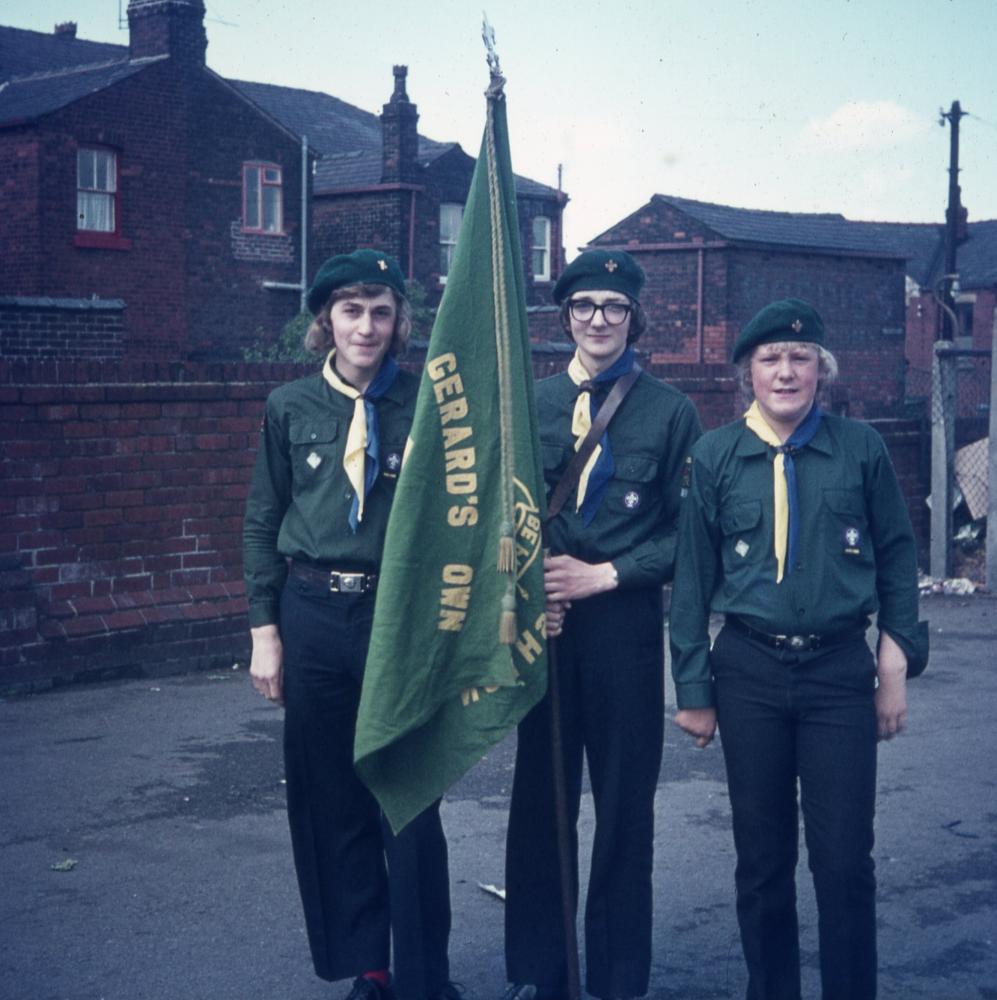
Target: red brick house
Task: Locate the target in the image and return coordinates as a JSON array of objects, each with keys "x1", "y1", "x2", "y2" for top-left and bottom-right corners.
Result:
[
  {"x1": 0, "y1": 1, "x2": 307, "y2": 361},
  {"x1": 0, "y1": 2, "x2": 566, "y2": 361},
  {"x1": 234, "y1": 67, "x2": 568, "y2": 318},
  {"x1": 586, "y1": 193, "x2": 996, "y2": 420}
]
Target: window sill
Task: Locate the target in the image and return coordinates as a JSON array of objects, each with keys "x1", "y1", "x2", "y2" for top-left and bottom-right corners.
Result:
[
  {"x1": 240, "y1": 228, "x2": 288, "y2": 238},
  {"x1": 74, "y1": 232, "x2": 132, "y2": 251}
]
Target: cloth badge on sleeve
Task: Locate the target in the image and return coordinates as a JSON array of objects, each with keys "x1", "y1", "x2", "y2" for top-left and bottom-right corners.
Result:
[{"x1": 843, "y1": 526, "x2": 862, "y2": 555}]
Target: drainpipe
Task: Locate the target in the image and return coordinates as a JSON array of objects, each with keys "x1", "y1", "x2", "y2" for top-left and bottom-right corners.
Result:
[
  {"x1": 696, "y1": 247, "x2": 704, "y2": 362},
  {"x1": 408, "y1": 189, "x2": 417, "y2": 281},
  {"x1": 300, "y1": 134, "x2": 309, "y2": 312}
]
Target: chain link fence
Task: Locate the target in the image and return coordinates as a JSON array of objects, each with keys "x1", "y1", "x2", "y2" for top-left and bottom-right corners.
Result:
[{"x1": 930, "y1": 346, "x2": 992, "y2": 583}]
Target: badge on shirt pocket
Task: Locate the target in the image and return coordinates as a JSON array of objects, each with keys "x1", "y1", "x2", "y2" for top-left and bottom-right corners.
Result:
[
  {"x1": 623, "y1": 489, "x2": 641, "y2": 511},
  {"x1": 843, "y1": 525, "x2": 862, "y2": 556},
  {"x1": 382, "y1": 450, "x2": 403, "y2": 479}
]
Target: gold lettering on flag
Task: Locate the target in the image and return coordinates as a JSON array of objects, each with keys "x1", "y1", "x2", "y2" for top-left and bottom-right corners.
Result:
[
  {"x1": 428, "y1": 352, "x2": 480, "y2": 527},
  {"x1": 438, "y1": 563, "x2": 473, "y2": 631}
]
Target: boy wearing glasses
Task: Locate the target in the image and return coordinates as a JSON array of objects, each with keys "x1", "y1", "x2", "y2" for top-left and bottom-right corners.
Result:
[{"x1": 503, "y1": 250, "x2": 701, "y2": 1000}]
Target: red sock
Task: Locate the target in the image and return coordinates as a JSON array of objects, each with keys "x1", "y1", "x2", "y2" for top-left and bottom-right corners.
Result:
[{"x1": 363, "y1": 971, "x2": 391, "y2": 988}]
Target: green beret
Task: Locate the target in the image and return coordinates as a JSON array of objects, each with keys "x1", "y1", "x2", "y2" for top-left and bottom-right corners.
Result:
[
  {"x1": 306, "y1": 249, "x2": 406, "y2": 315},
  {"x1": 732, "y1": 298, "x2": 826, "y2": 363},
  {"x1": 553, "y1": 249, "x2": 645, "y2": 304}
]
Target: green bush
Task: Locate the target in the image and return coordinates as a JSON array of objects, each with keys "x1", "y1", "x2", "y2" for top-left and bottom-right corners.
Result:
[{"x1": 243, "y1": 311, "x2": 314, "y2": 363}]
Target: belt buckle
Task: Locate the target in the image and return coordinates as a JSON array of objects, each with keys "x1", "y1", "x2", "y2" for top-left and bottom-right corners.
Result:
[
  {"x1": 336, "y1": 572, "x2": 364, "y2": 593},
  {"x1": 787, "y1": 635, "x2": 807, "y2": 651}
]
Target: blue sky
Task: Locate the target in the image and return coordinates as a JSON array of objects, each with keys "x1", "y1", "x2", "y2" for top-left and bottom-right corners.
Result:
[{"x1": 7, "y1": 0, "x2": 997, "y2": 256}]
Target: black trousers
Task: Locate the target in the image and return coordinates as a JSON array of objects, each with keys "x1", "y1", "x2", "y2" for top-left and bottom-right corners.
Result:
[
  {"x1": 712, "y1": 625, "x2": 879, "y2": 1000},
  {"x1": 505, "y1": 587, "x2": 664, "y2": 999},
  {"x1": 280, "y1": 573, "x2": 452, "y2": 999}
]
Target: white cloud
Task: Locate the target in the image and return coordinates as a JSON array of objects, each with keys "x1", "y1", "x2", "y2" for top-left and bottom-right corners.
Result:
[{"x1": 801, "y1": 101, "x2": 930, "y2": 151}]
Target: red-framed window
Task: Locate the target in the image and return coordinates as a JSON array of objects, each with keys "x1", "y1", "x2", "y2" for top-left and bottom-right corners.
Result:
[
  {"x1": 77, "y1": 147, "x2": 119, "y2": 233},
  {"x1": 242, "y1": 162, "x2": 283, "y2": 234}
]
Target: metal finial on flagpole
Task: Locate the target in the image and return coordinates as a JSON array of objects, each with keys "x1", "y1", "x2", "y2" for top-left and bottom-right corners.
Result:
[{"x1": 481, "y1": 12, "x2": 506, "y2": 97}]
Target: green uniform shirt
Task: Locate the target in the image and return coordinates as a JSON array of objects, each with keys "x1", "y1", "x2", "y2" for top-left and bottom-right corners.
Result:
[
  {"x1": 669, "y1": 413, "x2": 924, "y2": 709},
  {"x1": 243, "y1": 368, "x2": 419, "y2": 627},
  {"x1": 538, "y1": 370, "x2": 702, "y2": 589}
]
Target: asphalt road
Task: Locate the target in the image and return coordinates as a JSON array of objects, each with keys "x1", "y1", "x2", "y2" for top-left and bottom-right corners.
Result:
[{"x1": 1, "y1": 594, "x2": 995, "y2": 1000}]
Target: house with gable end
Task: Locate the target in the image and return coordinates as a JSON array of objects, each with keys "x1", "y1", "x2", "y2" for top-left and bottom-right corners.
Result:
[
  {"x1": 587, "y1": 193, "x2": 996, "y2": 421},
  {"x1": 0, "y1": 2, "x2": 567, "y2": 361},
  {"x1": 0, "y1": 1, "x2": 307, "y2": 361},
  {"x1": 234, "y1": 65, "x2": 568, "y2": 323}
]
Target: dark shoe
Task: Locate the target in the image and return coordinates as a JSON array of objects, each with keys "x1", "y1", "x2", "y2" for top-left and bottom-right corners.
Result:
[{"x1": 345, "y1": 977, "x2": 396, "y2": 1000}]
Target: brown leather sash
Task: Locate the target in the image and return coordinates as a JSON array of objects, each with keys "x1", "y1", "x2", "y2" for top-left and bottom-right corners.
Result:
[{"x1": 546, "y1": 365, "x2": 642, "y2": 522}]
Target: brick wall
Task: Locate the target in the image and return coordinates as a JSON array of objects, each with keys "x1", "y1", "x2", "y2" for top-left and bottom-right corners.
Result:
[
  {"x1": 0, "y1": 357, "x2": 309, "y2": 692},
  {"x1": 0, "y1": 354, "x2": 929, "y2": 692},
  {"x1": 590, "y1": 198, "x2": 913, "y2": 416},
  {"x1": 0, "y1": 297, "x2": 125, "y2": 359}
]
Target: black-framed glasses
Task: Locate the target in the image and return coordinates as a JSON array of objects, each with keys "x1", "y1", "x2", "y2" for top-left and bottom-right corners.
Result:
[{"x1": 568, "y1": 298, "x2": 632, "y2": 326}]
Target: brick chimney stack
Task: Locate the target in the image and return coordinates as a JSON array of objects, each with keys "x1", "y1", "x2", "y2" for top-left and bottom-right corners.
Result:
[
  {"x1": 54, "y1": 22, "x2": 78, "y2": 38},
  {"x1": 380, "y1": 66, "x2": 420, "y2": 184},
  {"x1": 127, "y1": 0, "x2": 207, "y2": 66}
]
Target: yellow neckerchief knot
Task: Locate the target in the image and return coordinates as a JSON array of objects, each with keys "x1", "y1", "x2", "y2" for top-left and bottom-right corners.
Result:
[
  {"x1": 743, "y1": 400, "x2": 790, "y2": 583},
  {"x1": 322, "y1": 350, "x2": 370, "y2": 525},
  {"x1": 567, "y1": 350, "x2": 600, "y2": 511}
]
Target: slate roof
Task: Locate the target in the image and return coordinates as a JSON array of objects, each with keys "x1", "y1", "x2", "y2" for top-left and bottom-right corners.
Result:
[
  {"x1": 0, "y1": 24, "x2": 560, "y2": 199},
  {"x1": 594, "y1": 194, "x2": 995, "y2": 289},
  {"x1": 0, "y1": 57, "x2": 160, "y2": 125},
  {"x1": 233, "y1": 79, "x2": 559, "y2": 198},
  {"x1": 0, "y1": 25, "x2": 126, "y2": 80},
  {"x1": 651, "y1": 194, "x2": 908, "y2": 256},
  {"x1": 955, "y1": 219, "x2": 997, "y2": 289},
  {"x1": 229, "y1": 80, "x2": 384, "y2": 158}
]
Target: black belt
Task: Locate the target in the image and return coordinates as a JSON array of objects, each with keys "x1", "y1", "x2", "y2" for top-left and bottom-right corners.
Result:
[
  {"x1": 289, "y1": 560, "x2": 378, "y2": 594},
  {"x1": 726, "y1": 615, "x2": 865, "y2": 652}
]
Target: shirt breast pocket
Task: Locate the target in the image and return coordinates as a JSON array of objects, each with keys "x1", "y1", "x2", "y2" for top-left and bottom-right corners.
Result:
[
  {"x1": 541, "y1": 443, "x2": 571, "y2": 496},
  {"x1": 609, "y1": 455, "x2": 658, "y2": 514},
  {"x1": 289, "y1": 420, "x2": 341, "y2": 485},
  {"x1": 719, "y1": 499, "x2": 764, "y2": 572},
  {"x1": 823, "y1": 489, "x2": 873, "y2": 565}
]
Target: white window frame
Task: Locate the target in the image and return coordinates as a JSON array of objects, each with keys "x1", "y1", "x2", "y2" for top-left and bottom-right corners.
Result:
[
  {"x1": 243, "y1": 162, "x2": 283, "y2": 234},
  {"x1": 531, "y1": 216, "x2": 551, "y2": 282},
  {"x1": 439, "y1": 202, "x2": 463, "y2": 283},
  {"x1": 77, "y1": 147, "x2": 118, "y2": 233}
]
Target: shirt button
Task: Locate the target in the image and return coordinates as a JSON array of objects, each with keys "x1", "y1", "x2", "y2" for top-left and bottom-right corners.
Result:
[{"x1": 310, "y1": 432, "x2": 317, "y2": 440}]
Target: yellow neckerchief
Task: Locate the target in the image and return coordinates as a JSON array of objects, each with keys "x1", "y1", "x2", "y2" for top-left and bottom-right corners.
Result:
[
  {"x1": 743, "y1": 400, "x2": 790, "y2": 583},
  {"x1": 567, "y1": 350, "x2": 601, "y2": 511},
  {"x1": 322, "y1": 349, "x2": 370, "y2": 524}
]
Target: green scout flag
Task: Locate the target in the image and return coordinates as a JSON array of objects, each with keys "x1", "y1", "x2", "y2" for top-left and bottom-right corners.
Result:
[{"x1": 355, "y1": 60, "x2": 548, "y2": 833}]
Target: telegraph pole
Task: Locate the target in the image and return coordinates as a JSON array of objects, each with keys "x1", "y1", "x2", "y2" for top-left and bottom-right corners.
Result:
[{"x1": 938, "y1": 100, "x2": 967, "y2": 340}]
